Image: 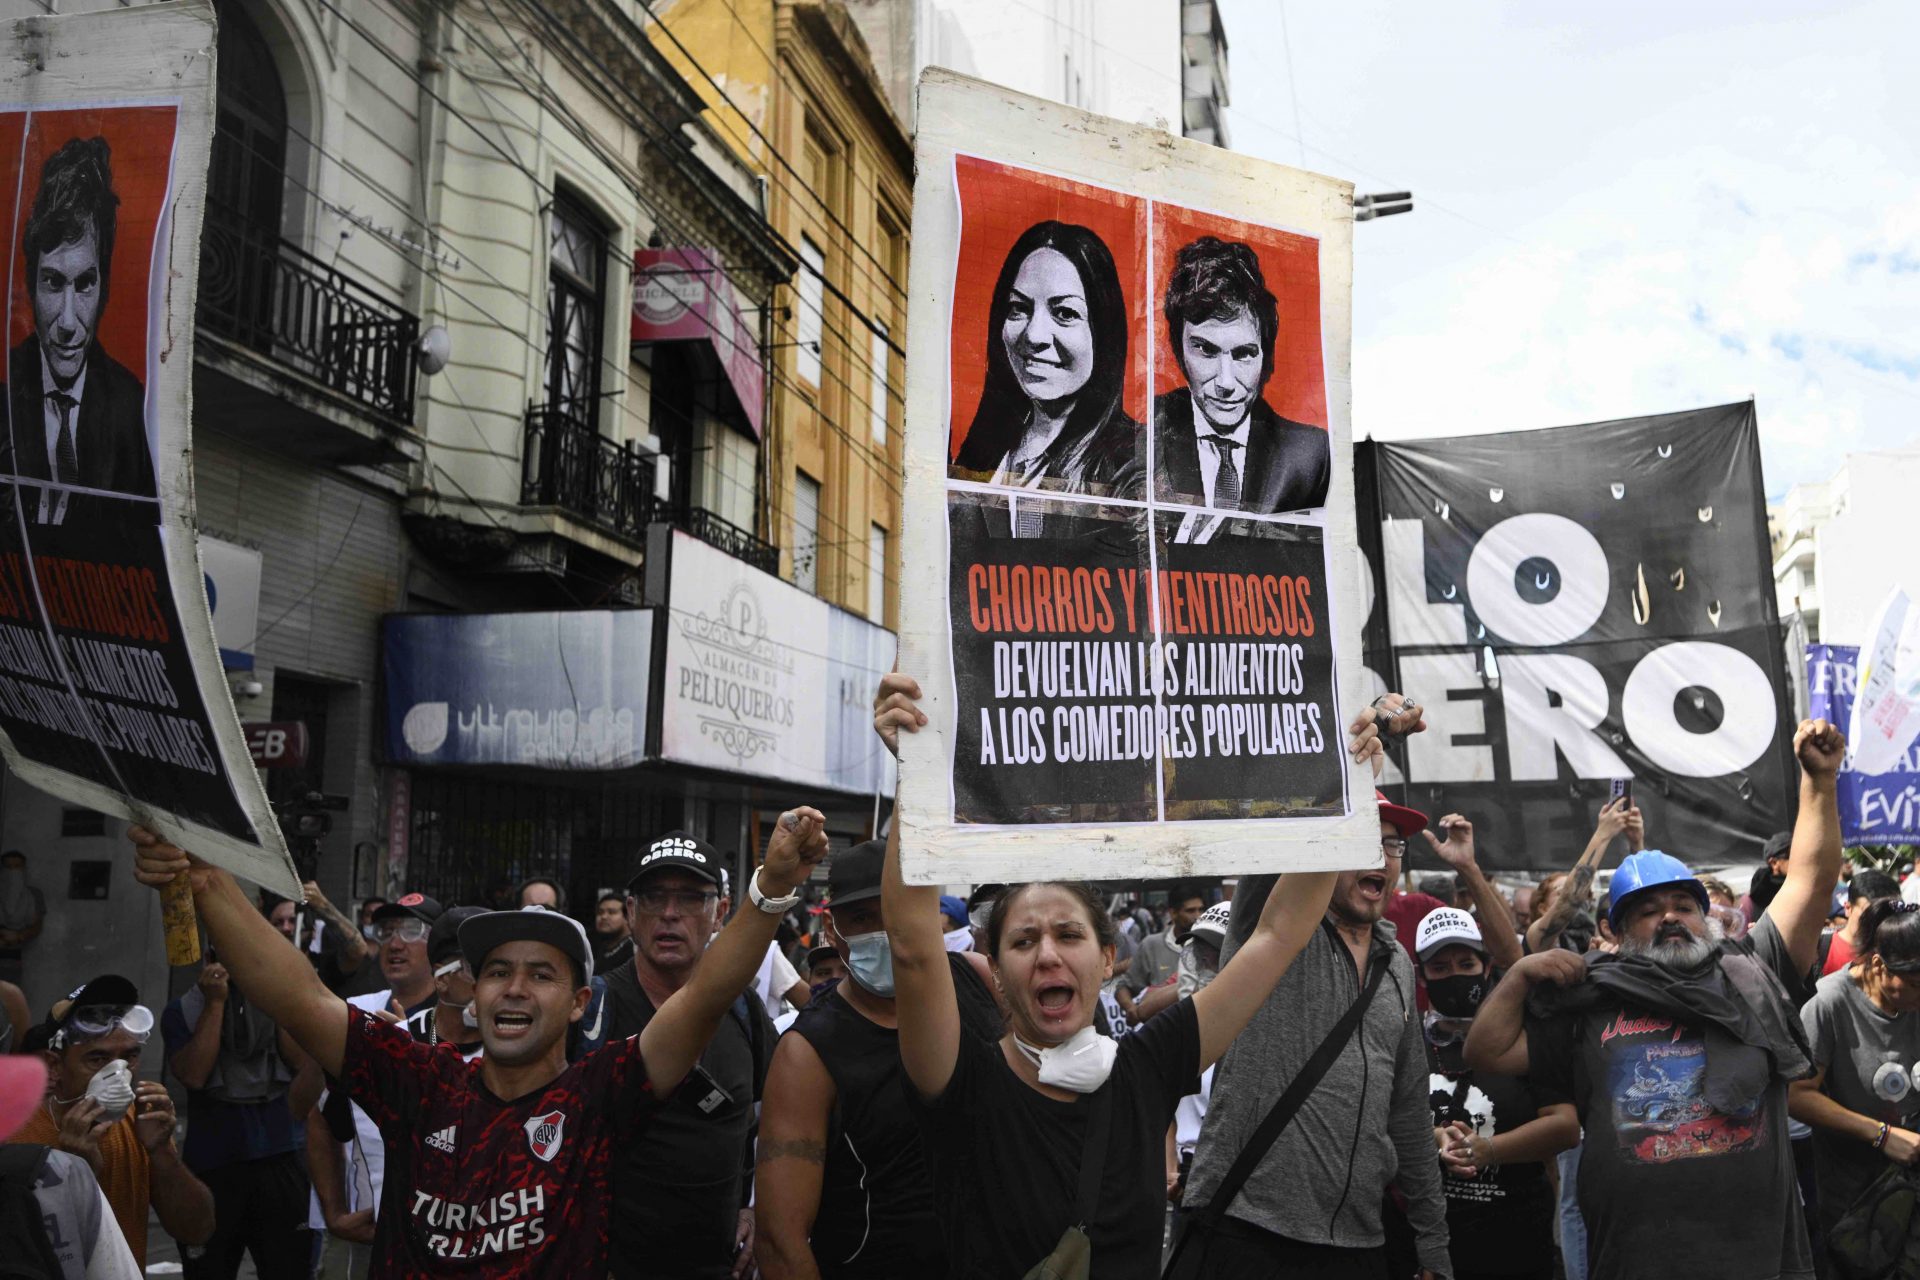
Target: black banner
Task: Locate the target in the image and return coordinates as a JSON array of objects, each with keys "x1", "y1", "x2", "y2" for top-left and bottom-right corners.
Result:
[{"x1": 1356, "y1": 403, "x2": 1795, "y2": 871}]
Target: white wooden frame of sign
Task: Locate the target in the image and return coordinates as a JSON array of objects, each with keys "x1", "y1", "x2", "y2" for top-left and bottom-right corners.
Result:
[
  {"x1": 0, "y1": 2, "x2": 300, "y2": 895},
  {"x1": 895, "y1": 70, "x2": 1383, "y2": 885}
]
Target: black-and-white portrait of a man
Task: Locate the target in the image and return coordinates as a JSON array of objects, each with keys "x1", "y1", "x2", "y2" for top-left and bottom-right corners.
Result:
[
  {"x1": 1153, "y1": 236, "x2": 1328, "y2": 515},
  {"x1": 8, "y1": 135, "x2": 156, "y2": 516}
]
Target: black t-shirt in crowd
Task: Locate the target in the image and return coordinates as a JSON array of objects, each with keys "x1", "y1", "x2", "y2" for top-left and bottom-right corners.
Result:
[
  {"x1": 913, "y1": 997, "x2": 1201, "y2": 1280},
  {"x1": 1527, "y1": 916, "x2": 1814, "y2": 1280},
  {"x1": 598, "y1": 961, "x2": 775, "y2": 1280},
  {"x1": 1426, "y1": 1032, "x2": 1564, "y2": 1276},
  {"x1": 792, "y1": 954, "x2": 1002, "y2": 1279}
]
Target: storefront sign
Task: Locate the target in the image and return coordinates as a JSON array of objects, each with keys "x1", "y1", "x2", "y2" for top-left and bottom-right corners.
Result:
[
  {"x1": 243, "y1": 720, "x2": 308, "y2": 769},
  {"x1": 632, "y1": 247, "x2": 765, "y2": 439},
  {"x1": 660, "y1": 529, "x2": 895, "y2": 796},
  {"x1": 382, "y1": 611, "x2": 653, "y2": 768},
  {"x1": 200, "y1": 535, "x2": 262, "y2": 671}
]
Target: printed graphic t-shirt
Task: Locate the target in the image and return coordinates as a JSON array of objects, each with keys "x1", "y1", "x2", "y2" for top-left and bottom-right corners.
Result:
[
  {"x1": 1426, "y1": 1034, "x2": 1564, "y2": 1276},
  {"x1": 1528, "y1": 916, "x2": 1813, "y2": 1280},
  {"x1": 342, "y1": 1007, "x2": 659, "y2": 1277}
]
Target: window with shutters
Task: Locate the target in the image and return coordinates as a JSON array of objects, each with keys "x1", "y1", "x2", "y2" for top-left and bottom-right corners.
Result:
[
  {"x1": 869, "y1": 321, "x2": 890, "y2": 446},
  {"x1": 545, "y1": 192, "x2": 606, "y2": 419},
  {"x1": 793, "y1": 472, "x2": 822, "y2": 594},
  {"x1": 868, "y1": 524, "x2": 887, "y2": 623},
  {"x1": 797, "y1": 237, "x2": 825, "y2": 388}
]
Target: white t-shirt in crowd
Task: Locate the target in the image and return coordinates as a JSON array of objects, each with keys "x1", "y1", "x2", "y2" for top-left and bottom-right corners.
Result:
[
  {"x1": 307, "y1": 989, "x2": 395, "y2": 1230},
  {"x1": 753, "y1": 941, "x2": 803, "y2": 1018}
]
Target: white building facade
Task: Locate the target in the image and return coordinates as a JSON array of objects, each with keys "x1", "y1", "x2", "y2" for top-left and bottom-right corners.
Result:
[
  {"x1": 847, "y1": 0, "x2": 1230, "y2": 144},
  {"x1": 1769, "y1": 444, "x2": 1920, "y2": 647}
]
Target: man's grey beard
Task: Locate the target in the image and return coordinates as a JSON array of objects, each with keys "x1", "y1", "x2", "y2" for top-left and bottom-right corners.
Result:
[{"x1": 1620, "y1": 916, "x2": 1725, "y2": 971}]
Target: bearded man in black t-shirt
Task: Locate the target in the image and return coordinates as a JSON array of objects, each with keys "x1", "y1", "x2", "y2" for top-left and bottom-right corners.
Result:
[{"x1": 1467, "y1": 719, "x2": 1846, "y2": 1280}]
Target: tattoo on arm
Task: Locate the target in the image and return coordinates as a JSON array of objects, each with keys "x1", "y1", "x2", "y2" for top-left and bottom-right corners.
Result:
[
  {"x1": 757, "y1": 1137, "x2": 827, "y2": 1166},
  {"x1": 1538, "y1": 865, "x2": 1596, "y2": 946}
]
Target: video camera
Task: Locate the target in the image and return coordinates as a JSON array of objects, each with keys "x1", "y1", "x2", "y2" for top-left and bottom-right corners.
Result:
[{"x1": 274, "y1": 790, "x2": 348, "y2": 882}]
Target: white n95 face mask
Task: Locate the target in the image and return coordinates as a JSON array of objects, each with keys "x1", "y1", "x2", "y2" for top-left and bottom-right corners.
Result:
[
  {"x1": 85, "y1": 1059, "x2": 136, "y2": 1120},
  {"x1": 1015, "y1": 1025, "x2": 1118, "y2": 1094}
]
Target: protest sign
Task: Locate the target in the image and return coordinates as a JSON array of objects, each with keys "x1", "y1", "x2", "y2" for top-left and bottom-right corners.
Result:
[
  {"x1": 0, "y1": 3, "x2": 297, "y2": 894},
  {"x1": 1356, "y1": 404, "x2": 1797, "y2": 871},
  {"x1": 1849, "y1": 588, "x2": 1920, "y2": 778},
  {"x1": 1809, "y1": 643, "x2": 1920, "y2": 845},
  {"x1": 896, "y1": 71, "x2": 1377, "y2": 883}
]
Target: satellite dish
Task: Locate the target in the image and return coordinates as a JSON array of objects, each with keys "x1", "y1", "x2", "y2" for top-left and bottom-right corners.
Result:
[{"x1": 416, "y1": 325, "x2": 451, "y2": 376}]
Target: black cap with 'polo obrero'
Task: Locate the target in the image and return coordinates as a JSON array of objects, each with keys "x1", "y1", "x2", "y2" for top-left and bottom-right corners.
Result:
[
  {"x1": 625, "y1": 832, "x2": 725, "y2": 893},
  {"x1": 458, "y1": 906, "x2": 596, "y2": 988}
]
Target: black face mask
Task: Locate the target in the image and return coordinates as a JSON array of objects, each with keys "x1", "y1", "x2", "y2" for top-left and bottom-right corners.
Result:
[
  {"x1": 808, "y1": 979, "x2": 838, "y2": 1004},
  {"x1": 1426, "y1": 973, "x2": 1488, "y2": 1019}
]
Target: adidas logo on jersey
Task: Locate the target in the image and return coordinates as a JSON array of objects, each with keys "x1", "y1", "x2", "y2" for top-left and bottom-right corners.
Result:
[{"x1": 425, "y1": 1124, "x2": 458, "y2": 1154}]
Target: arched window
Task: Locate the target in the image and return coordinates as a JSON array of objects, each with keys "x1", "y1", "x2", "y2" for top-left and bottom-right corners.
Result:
[{"x1": 208, "y1": 0, "x2": 288, "y2": 242}]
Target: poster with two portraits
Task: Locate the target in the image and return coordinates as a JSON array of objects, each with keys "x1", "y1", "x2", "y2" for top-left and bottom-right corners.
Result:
[
  {"x1": 0, "y1": 3, "x2": 298, "y2": 894},
  {"x1": 896, "y1": 72, "x2": 1379, "y2": 883}
]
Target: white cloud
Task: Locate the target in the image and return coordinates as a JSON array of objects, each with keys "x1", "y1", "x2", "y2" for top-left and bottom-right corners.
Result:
[{"x1": 1220, "y1": 0, "x2": 1920, "y2": 495}]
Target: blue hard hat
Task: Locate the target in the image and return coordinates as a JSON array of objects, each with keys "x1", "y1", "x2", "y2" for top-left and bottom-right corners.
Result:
[{"x1": 1606, "y1": 850, "x2": 1709, "y2": 930}]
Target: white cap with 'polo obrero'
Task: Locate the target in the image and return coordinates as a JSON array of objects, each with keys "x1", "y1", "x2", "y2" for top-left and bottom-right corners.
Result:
[{"x1": 1414, "y1": 907, "x2": 1485, "y2": 962}]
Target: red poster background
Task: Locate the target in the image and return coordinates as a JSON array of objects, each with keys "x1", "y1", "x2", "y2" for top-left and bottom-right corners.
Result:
[
  {"x1": 948, "y1": 155, "x2": 1148, "y2": 461},
  {"x1": 1151, "y1": 203, "x2": 1326, "y2": 431},
  {"x1": 4, "y1": 106, "x2": 178, "y2": 385}
]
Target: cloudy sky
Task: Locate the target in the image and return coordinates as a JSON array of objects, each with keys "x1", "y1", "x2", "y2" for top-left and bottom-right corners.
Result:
[{"x1": 1217, "y1": 0, "x2": 1918, "y2": 497}]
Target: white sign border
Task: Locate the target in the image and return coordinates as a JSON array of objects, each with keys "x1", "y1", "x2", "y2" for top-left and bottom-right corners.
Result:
[{"x1": 896, "y1": 70, "x2": 1380, "y2": 884}]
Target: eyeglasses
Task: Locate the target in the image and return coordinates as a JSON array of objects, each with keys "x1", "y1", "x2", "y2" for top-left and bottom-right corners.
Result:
[
  {"x1": 1381, "y1": 838, "x2": 1408, "y2": 859},
  {"x1": 373, "y1": 919, "x2": 430, "y2": 944},
  {"x1": 63, "y1": 1003, "x2": 154, "y2": 1044},
  {"x1": 632, "y1": 888, "x2": 719, "y2": 914}
]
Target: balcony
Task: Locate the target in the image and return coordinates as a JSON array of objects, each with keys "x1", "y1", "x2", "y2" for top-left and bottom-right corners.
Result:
[
  {"x1": 197, "y1": 218, "x2": 420, "y2": 427},
  {"x1": 656, "y1": 503, "x2": 780, "y2": 577},
  {"x1": 521, "y1": 403, "x2": 658, "y2": 540}
]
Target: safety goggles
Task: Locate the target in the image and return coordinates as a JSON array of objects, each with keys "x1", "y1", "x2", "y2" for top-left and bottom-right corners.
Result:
[
  {"x1": 62, "y1": 1003, "x2": 154, "y2": 1044},
  {"x1": 373, "y1": 919, "x2": 430, "y2": 944}
]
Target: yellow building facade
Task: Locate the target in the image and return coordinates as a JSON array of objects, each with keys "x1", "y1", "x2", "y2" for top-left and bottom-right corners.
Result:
[{"x1": 645, "y1": 0, "x2": 910, "y2": 628}]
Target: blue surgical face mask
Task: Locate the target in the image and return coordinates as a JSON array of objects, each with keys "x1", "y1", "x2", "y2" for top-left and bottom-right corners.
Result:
[{"x1": 844, "y1": 930, "x2": 895, "y2": 998}]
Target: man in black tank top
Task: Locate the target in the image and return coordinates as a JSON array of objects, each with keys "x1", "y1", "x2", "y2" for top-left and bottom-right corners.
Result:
[{"x1": 755, "y1": 841, "x2": 1001, "y2": 1279}]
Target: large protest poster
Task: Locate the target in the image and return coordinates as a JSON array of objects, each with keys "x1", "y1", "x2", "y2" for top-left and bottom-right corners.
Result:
[
  {"x1": 1808, "y1": 644, "x2": 1920, "y2": 845},
  {"x1": 896, "y1": 71, "x2": 1378, "y2": 883},
  {"x1": 1355, "y1": 403, "x2": 1798, "y2": 872},
  {"x1": 0, "y1": 4, "x2": 296, "y2": 894}
]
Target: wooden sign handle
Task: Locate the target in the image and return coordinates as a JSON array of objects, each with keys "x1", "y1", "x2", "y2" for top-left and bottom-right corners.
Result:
[{"x1": 160, "y1": 871, "x2": 201, "y2": 966}]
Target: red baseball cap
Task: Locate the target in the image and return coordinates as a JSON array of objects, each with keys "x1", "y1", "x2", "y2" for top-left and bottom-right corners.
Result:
[{"x1": 1375, "y1": 790, "x2": 1428, "y2": 839}]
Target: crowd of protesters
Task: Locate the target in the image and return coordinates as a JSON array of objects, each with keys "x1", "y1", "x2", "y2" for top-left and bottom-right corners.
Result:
[{"x1": 0, "y1": 665, "x2": 1895, "y2": 1280}]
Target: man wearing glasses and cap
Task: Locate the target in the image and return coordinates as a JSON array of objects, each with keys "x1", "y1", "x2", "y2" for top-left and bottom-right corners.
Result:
[
  {"x1": 587, "y1": 831, "x2": 781, "y2": 1280},
  {"x1": 7, "y1": 975, "x2": 213, "y2": 1268},
  {"x1": 368, "y1": 893, "x2": 443, "y2": 1019}
]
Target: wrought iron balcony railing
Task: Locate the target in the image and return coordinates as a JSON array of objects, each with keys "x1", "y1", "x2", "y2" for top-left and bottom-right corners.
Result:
[
  {"x1": 655, "y1": 503, "x2": 780, "y2": 577},
  {"x1": 521, "y1": 403, "x2": 657, "y2": 539},
  {"x1": 198, "y1": 217, "x2": 420, "y2": 425}
]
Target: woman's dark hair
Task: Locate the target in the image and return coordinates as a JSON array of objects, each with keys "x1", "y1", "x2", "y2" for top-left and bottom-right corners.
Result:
[
  {"x1": 984, "y1": 881, "x2": 1119, "y2": 958},
  {"x1": 1163, "y1": 236, "x2": 1278, "y2": 391},
  {"x1": 1858, "y1": 897, "x2": 1920, "y2": 972},
  {"x1": 954, "y1": 221, "x2": 1129, "y2": 477}
]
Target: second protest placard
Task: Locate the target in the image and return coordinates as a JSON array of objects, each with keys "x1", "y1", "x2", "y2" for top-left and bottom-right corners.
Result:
[{"x1": 897, "y1": 71, "x2": 1378, "y2": 883}]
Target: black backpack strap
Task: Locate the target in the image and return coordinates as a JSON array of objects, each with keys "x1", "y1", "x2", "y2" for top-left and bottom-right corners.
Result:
[
  {"x1": 1073, "y1": 1085, "x2": 1115, "y2": 1229},
  {"x1": 1192, "y1": 930, "x2": 1391, "y2": 1228}
]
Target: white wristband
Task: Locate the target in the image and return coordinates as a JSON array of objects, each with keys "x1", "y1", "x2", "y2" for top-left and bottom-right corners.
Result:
[{"x1": 748, "y1": 868, "x2": 801, "y2": 915}]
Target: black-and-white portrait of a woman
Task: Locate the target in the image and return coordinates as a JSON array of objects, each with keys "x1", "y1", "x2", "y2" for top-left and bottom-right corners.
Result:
[{"x1": 949, "y1": 220, "x2": 1142, "y2": 503}]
